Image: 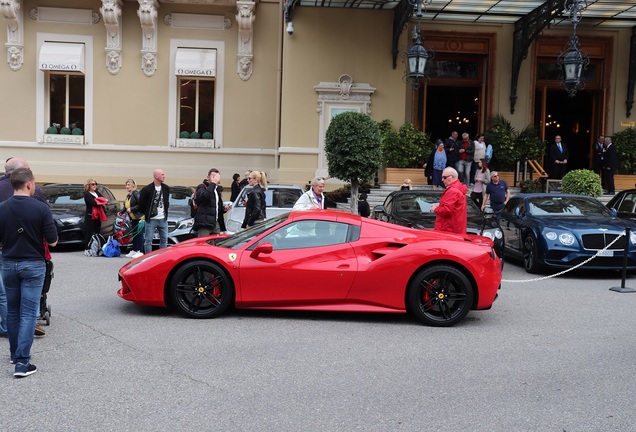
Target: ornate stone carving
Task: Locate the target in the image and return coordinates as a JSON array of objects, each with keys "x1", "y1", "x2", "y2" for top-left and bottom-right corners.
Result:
[
  {"x1": 138, "y1": 0, "x2": 159, "y2": 77},
  {"x1": 314, "y1": 74, "x2": 376, "y2": 114},
  {"x1": 107, "y1": 50, "x2": 122, "y2": 75},
  {"x1": 235, "y1": 1, "x2": 255, "y2": 81},
  {"x1": 238, "y1": 55, "x2": 252, "y2": 81},
  {"x1": 142, "y1": 51, "x2": 156, "y2": 77},
  {"x1": 1, "y1": 0, "x2": 23, "y2": 71},
  {"x1": 101, "y1": 0, "x2": 123, "y2": 75}
]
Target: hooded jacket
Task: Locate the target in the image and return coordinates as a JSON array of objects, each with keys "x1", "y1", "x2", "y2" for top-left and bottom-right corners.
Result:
[{"x1": 433, "y1": 180, "x2": 468, "y2": 235}]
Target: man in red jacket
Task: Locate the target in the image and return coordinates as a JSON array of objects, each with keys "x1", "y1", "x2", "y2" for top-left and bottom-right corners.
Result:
[{"x1": 430, "y1": 167, "x2": 467, "y2": 235}]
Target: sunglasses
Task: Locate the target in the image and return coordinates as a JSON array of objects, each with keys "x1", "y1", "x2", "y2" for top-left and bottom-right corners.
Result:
[
  {"x1": 90, "y1": 182, "x2": 97, "y2": 185},
  {"x1": 441, "y1": 175, "x2": 452, "y2": 180}
]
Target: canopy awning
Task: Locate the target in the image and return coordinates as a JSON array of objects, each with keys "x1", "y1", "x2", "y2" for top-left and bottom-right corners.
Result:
[
  {"x1": 39, "y1": 42, "x2": 85, "y2": 73},
  {"x1": 175, "y1": 48, "x2": 216, "y2": 77}
]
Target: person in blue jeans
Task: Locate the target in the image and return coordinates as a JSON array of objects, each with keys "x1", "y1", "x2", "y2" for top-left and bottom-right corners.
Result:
[
  {"x1": 0, "y1": 249, "x2": 6, "y2": 337},
  {"x1": 138, "y1": 168, "x2": 170, "y2": 254},
  {"x1": 0, "y1": 168, "x2": 58, "y2": 378}
]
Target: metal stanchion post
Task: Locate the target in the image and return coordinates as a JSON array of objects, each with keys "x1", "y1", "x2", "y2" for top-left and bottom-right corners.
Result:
[{"x1": 610, "y1": 227, "x2": 636, "y2": 293}]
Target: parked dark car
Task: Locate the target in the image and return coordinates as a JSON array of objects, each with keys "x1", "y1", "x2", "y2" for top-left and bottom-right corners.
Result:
[
  {"x1": 115, "y1": 185, "x2": 196, "y2": 248},
  {"x1": 41, "y1": 183, "x2": 119, "y2": 246},
  {"x1": 373, "y1": 189, "x2": 504, "y2": 259},
  {"x1": 606, "y1": 189, "x2": 636, "y2": 222},
  {"x1": 501, "y1": 193, "x2": 636, "y2": 273}
]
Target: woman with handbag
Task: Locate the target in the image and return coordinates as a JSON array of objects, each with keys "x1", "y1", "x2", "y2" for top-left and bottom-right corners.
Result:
[{"x1": 83, "y1": 178, "x2": 107, "y2": 249}]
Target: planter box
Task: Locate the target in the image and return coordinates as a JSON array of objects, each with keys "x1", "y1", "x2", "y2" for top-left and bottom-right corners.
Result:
[
  {"x1": 615, "y1": 175, "x2": 636, "y2": 191},
  {"x1": 43, "y1": 134, "x2": 84, "y2": 145},
  {"x1": 384, "y1": 168, "x2": 426, "y2": 185}
]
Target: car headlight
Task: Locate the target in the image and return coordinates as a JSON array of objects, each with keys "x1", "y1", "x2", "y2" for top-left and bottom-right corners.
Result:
[
  {"x1": 559, "y1": 233, "x2": 575, "y2": 246},
  {"x1": 630, "y1": 231, "x2": 636, "y2": 245},
  {"x1": 176, "y1": 218, "x2": 194, "y2": 230},
  {"x1": 545, "y1": 231, "x2": 557, "y2": 241},
  {"x1": 482, "y1": 231, "x2": 494, "y2": 240},
  {"x1": 494, "y1": 228, "x2": 503, "y2": 239},
  {"x1": 59, "y1": 216, "x2": 82, "y2": 224}
]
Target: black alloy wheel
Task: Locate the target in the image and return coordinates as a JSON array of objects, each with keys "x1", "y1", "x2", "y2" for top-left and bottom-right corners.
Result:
[
  {"x1": 523, "y1": 234, "x2": 542, "y2": 274},
  {"x1": 407, "y1": 265, "x2": 474, "y2": 327},
  {"x1": 170, "y1": 260, "x2": 234, "y2": 318}
]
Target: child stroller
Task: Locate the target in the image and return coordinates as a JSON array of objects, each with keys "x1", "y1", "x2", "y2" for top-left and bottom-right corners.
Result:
[
  {"x1": 113, "y1": 212, "x2": 144, "y2": 252},
  {"x1": 38, "y1": 259, "x2": 53, "y2": 325}
]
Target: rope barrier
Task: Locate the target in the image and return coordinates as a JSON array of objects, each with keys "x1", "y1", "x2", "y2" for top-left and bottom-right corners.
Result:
[{"x1": 501, "y1": 230, "x2": 627, "y2": 283}]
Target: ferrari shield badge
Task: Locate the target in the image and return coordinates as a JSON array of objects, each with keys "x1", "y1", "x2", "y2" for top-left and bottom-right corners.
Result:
[{"x1": 229, "y1": 253, "x2": 237, "y2": 262}]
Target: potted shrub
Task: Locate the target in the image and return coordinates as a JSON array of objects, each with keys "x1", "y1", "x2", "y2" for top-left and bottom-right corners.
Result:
[
  {"x1": 380, "y1": 120, "x2": 433, "y2": 184},
  {"x1": 325, "y1": 111, "x2": 382, "y2": 214},
  {"x1": 484, "y1": 114, "x2": 544, "y2": 175},
  {"x1": 561, "y1": 169, "x2": 602, "y2": 197}
]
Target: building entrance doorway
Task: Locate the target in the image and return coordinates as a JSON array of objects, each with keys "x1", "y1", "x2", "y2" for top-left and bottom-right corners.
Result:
[
  {"x1": 424, "y1": 86, "x2": 481, "y2": 143},
  {"x1": 535, "y1": 89, "x2": 597, "y2": 176}
]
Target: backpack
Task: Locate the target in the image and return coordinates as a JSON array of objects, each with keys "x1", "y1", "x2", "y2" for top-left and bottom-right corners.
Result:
[{"x1": 84, "y1": 233, "x2": 106, "y2": 257}]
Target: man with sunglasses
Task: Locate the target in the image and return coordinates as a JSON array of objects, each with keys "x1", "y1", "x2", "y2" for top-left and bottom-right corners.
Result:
[{"x1": 429, "y1": 167, "x2": 467, "y2": 235}]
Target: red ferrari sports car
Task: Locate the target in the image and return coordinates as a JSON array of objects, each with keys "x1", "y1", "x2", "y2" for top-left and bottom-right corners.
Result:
[{"x1": 118, "y1": 210, "x2": 501, "y2": 326}]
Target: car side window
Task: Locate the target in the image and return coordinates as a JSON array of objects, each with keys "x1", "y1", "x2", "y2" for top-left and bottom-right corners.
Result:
[
  {"x1": 618, "y1": 194, "x2": 636, "y2": 213},
  {"x1": 260, "y1": 220, "x2": 350, "y2": 250}
]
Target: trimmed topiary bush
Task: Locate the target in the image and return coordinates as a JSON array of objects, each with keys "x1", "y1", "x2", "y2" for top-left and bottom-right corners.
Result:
[
  {"x1": 202, "y1": 131, "x2": 212, "y2": 139},
  {"x1": 380, "y1": 120, "x2": 432, "y2": 168},
  {"x1": 190, "y1": 131, "x2": 200, "y2": 139},
  {"x1": 325, "y1": 111, "x2": 382, "y2": 214},
  {"x1": 180, "y1": 131, "x2": 190, "y2": 138},
  {"x1": 46, "y1": 126, "x2": 58, "y2": 134},
  {"x1": 72, "y1": 128, "x2": 83, "y2": 135},
  {"x1": 60, "y1": 127, "x2": 71, "y2": 135},
  {"x1": 561, "y1": 169, "x2": 602, "y2": 197},
  {"x1": 613, "y1": 127, "x2": 636, "y2": 174}
]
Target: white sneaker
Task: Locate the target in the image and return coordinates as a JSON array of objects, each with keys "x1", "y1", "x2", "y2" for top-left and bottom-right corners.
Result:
[
  {"x1": 132, "y1": 251, "x2": 144, "y2": 258},
  {"x1": 125, "y1": 250, "x2": 135, "y2": 258}
]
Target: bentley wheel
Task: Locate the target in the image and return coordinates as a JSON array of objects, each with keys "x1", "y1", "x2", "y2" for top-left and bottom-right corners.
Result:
[
  {"x1": 407, "y1": 265, "x2": 473, "y2": 327},
  {"x1": 523, "y1": 234, "x2": 541, "y2": 273},
  {"x1": 170, "y1": 260, "x2": 234, "y2": 318}
]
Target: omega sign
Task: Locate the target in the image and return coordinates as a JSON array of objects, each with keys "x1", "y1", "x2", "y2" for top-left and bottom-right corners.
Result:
[
  {"x1": 40, "y1": 63, "x2": 79, "y2": 71},
  {"x1": 177, "y1": 69, "x2": 213, "y2": 76}
]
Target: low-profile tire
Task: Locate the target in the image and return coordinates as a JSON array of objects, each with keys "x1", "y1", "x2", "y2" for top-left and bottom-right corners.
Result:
[
  {"x1": 523, "y1": 234, "x2": 542, "y2": 274},
  {"x1": 407, "y1": 265, "x2": 474, "y2": 327},
  {"x1": 170, "y1": 260, "x2": 234, "y2": 318}
]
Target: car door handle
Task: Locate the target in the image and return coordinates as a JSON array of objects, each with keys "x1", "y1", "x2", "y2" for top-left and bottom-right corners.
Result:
[{"x1": 337, "y1": 264, "x2": 349, "y2": 269}]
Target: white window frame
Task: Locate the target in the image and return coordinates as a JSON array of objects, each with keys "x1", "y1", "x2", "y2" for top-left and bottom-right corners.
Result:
[
  {"x1": 169, "y1": 39, "x2": 225, "y2": 148},
  {"x1": 36, "y1": 33, "x2": 93, "y2": 144}
]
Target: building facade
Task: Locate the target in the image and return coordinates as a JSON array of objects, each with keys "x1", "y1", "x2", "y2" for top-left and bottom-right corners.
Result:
[{"x1": 0, "y1": 0, "x2": 634, "y2": 196}]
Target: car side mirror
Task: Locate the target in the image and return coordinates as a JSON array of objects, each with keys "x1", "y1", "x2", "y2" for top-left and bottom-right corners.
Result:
[
  {"x1": 611, "y1": 208, "x2": 618, "y2": 217},
  {"x1": 514, "y1": 207, "x2": 524, "y2": 218},
  {"x1": 250, "y1": 242, "x2": 273, "y2": 258},
  {"x1": 373, "y1": 205, "x2": 386, "y2": 218}
]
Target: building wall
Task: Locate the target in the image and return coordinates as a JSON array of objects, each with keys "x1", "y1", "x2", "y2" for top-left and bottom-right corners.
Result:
[{"x1": 0, "y1": 1, "x2": 633, "y2": 199}]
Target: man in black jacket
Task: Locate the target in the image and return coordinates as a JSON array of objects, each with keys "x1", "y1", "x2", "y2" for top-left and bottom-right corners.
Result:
[
  {"x1": 603, "y1": 137, "x2": 618, "y2": 195},
  {"x1": 138, "y1": 168, "x2": 170, "y2": 253},
  {"x1": 193, "y1": 169, "x2": 221, "y2": 236}
]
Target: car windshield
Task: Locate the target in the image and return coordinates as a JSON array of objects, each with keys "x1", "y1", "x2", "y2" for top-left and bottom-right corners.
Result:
[
  {"x1": 43, "y1": 187, "x2": 85, "y2": 205},
  {"x1": 170, "y1": 188, "x2": 193, "y2": 207},
  {"x1": 235, "y1": 187, "x2": 301, "y2": 208},
  {"x1": 393, "y1": 193, "x2": 481, "y2": 216},
  {"x1": 213, "y1": 214, "x2": 289, "y2": 249},
  {"x1": 527, "y1": 196, "x2": 611, "y2": 216}
]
